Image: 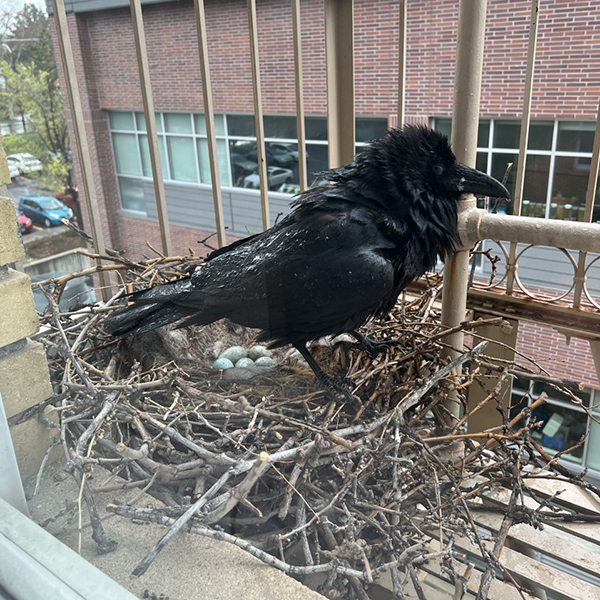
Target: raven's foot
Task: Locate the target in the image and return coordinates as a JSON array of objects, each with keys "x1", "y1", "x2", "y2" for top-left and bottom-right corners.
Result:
[
  {"x1": 318, "y1": 372, "x2": 357, "y2": 404},
  {"x1": 349, "y1": 330, "x2": 401, "y2": 356}
]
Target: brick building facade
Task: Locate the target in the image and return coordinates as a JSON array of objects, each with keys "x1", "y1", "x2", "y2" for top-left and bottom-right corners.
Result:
[{"x1": 49, "y1": 0, "x2": 599, "y2": 399}]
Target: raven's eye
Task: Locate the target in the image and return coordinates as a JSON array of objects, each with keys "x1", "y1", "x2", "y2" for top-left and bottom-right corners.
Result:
[{"x1": 433, "y1": 164, "x2": 444, "y2": 175}]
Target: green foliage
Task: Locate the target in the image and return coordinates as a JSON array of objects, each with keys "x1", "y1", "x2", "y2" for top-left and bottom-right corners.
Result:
[
  {"x1": 37, "y1": 155, "x2": 71, "y2": 194},
  {"x1": 2, "y1": 132, "x2": 44, "y2": 157},
  {"x1": 1, "y1": 60, "x2": 69, "y2": 158},
  {"x1": 1, "y1": 3, "x2": 71, "y2": 190}
]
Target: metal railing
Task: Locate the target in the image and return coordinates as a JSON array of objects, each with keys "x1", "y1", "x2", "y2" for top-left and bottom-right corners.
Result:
[{"x1": 49, "y1": 0, "x2": 600, "y2": 373}]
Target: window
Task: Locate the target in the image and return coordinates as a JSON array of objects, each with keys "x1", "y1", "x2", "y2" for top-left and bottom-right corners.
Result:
[
  {"x1": 511, "y1": 380, "x2": 597, "y2": 474},
  {"x1": 108, "y1": 110, "x2": 391, "y2": 212},
  {"x1": 433, "y1": 117, "x2": 600, "y2": 222}
]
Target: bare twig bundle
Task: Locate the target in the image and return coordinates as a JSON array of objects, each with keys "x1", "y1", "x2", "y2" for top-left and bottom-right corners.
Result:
[{"x1": 33, "y1": 250, "x2": 599, "y2": 600}]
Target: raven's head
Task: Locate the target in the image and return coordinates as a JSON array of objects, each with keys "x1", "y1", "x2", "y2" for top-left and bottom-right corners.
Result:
[{"x1": 380, "y1": 125, "x2": 510, "y2": 205}]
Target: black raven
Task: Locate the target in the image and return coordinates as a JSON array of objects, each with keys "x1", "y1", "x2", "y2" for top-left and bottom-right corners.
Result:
[{"x1": 105, "y1": 126, "x2": 509, "y2": 398}]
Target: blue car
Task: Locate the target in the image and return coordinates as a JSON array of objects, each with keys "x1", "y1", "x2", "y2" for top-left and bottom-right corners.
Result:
[{"x1": 18, "y1": 195, "x2": 73, "y2": 228}]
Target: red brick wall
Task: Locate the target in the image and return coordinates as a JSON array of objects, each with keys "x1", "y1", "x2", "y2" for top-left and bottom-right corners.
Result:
[
  {"x1": 517, "y1": 320, "x2": 599, "y2": 389},
  {"x1": 72, "y1": 0, "x2": 600, "y2": 119}
]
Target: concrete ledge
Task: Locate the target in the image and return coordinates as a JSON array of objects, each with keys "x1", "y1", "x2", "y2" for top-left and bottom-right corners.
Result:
[
  {"x1": 0, "y1": 339, "x2": 53, "y2": 419},
  {"x1": 10, "y1": 407, "x2": 60, "y2": 480},
  {"x1": 0, "y1": 268, "x2": 39, "y2": 348},
  {"x1": 0, "y1": 196, "x2": 24, "y2": 265},
  {"x1": 28, "y1": 460, "x2": 325, "y2": 600}
]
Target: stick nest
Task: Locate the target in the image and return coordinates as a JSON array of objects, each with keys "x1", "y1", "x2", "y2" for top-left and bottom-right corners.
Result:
[{"x1": 33, "y1": 249, "x2": 600, "y2": 600}]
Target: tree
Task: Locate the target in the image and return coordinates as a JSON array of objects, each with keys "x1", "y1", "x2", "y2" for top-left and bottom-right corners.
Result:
[
  {"x1": 1, "y1": 60, "x2": 68, "y2": 158},
  {"x1": 0, "y1": 3, "x2": 71, "y2": 190}
]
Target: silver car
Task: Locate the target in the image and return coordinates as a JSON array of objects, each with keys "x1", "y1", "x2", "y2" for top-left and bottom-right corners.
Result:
[{"x1": 243, "y1": 166, "x2": 294, "y2": 190}]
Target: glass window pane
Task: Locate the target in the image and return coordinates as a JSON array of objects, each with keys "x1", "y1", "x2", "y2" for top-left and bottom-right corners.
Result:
[
  {"x1": 529, "y1": 402, "x2": 585, "y2": 464},
  {"x1": 197, "y1": 138, "x2": 231, "y2": 186},
  {"x1": 434, "y1": 118, "x2": 452, "y2": 140},
  {"x1": 264, "y1": 115, "x2": 297, "y2": 139},
  {"x1": 229, "y1": 140, "x2": 258, "y2": 187},
  {"x1": 521, "y1": 154, "x2": 550, "y2": 217},
  {"x1": 529, "y1": 121, "x2": 553, "y2": 150},
  {"x1": 139, "y1": 135, "x2": 168, "y2": 179},
  {"x1": 227, "y1": 114, "x2": 255, "y2": 137},
  {"x1": 478, "y1": 120, "x2": 490, "y2": 147},
  {"x1": 266, "y1": 141, "x2": 299, "y2": 192},
  {"x1": 118, "y1": 177, "x2": 145, "y2": 212},
  {"x1": 550, "y1": 155, "x2": 594, "y2": 221},
  {"x1": 587, "y1": 416, "x2": 600, "y2": 471},
  {"x1": 491, "y1": 152, "x2": 516, "y2": 214},
  {"x1": 135, "y1": 112, "x2": 163, "y2": 132},
  {"x1": 305, "y1": 117, "x2": 327, "y2": 141},
  {"x1": 494, "y1": 120, "x2": 521, "y2": 149},
  {"x1": 194, "y1": 114, "x2": 225, "y2": 136},
  {"x1": 112, "y1": 133, "x2": 141, "y2": 175},
  {"x1": 164, "y1": 113, "x2": 193, "y2": 134},
  {"x1": 557, "y1": 121, "x2": 595, "y2": 153},
  {"x1": 306, "y1": 143, "x2": 329, "y2": 185},
  {"x1": 356, "y1": 117, "x2": 388, "y2": 143},
  {"x1": 109, "y1": 112, "x2": 135, "y2": 131},
  {"x1": 476, "y1": 152, "x2": 487, "y2": 173},
  {"x1": 166, "y1": 137, "x2": 198, "y2": 182}
]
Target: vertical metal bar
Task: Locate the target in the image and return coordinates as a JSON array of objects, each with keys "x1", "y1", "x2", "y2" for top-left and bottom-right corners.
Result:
[
  {"x1": 440, "y1": 0, "x2": 488, "y2": 421},
  {"x1": 573, "y1": 101, "x2": 600, "y2": 308},
  {"x1": 129, "y1": 0, "x2": 172, "y2": 256},
  {"x1": 51, "y1": 0, "x2": 111, "y2": 301},
  {"x1": 194, "y1": 0, "x2": 227, "y2": 247},
  {"x1": 397, "y1": 0, "x2": 407, "y2": 128},
  {"x1": 247, "y1": 0, "x2": 270, "y2": 230},
  {"x1": 291, "y1": 0, "x2": 308, "y2": 191},
  {"x1": 324, "y1": 0, "x2": 355, "y2": 168},
  {"x1": 506, "y1": 0, "x2": 540, "y2": 294}
]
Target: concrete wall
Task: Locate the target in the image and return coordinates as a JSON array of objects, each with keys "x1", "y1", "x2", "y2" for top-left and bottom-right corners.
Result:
[
  {"x1": 23, "y1": 249, "x2": 91, "y2": 278},
  {"x1": 0, "y1": 188, "x2": 58, "y2": 480}
]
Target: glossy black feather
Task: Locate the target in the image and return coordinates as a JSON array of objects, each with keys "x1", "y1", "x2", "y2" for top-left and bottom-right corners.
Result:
[{"x1": 105, "y1": 127, "x2": 502, "y2": 353}]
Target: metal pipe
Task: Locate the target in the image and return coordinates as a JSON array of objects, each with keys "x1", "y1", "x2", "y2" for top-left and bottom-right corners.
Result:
[
  {"x1": 291, "y1": 0, "x2": 308, "y2": 191},
  {"x1": 194, "y1": 0, "x2": 227, "y2": 247},
  {"x1": 51, "y1": 0, "x2": 111, "y2": 301},
  {"x1": 129, "y1": 0, "x2": 172, "y2": 256},
  {"x1": 247, "y1": 0, "x2": 270, "y2": 230},
  {"x1": 441, "y1": 0, "x2": 488, "y2": 421},
  {"x1": 462, "y1": 209, "x2": 600, "y2": 254},
  {"x1": 506, "y1": 0, "x2": 540, "y2": 294},
  {"x1": 324, "y1": 0, "x2": 355, "y2": 168},
  {"x1": 573, "y1": 101, "x2": 600, "y2": 308},
  {"x1": 397, "y1": 0, "x2": 407, "y2": 128}
]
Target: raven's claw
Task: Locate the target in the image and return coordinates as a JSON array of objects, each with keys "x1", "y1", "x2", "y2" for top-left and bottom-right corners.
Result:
[{"x1": 350, "y1": 330, "x2": 400, "y2": 356}]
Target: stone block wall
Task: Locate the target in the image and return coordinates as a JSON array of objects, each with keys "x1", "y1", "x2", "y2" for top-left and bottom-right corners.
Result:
[{"x1": 0, "y1": 138, "x2": 58, "y2": 480}]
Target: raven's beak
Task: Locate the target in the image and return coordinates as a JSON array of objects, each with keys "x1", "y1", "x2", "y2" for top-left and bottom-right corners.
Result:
[{"x1": 448, "y1": 163, "x2": 510, "y2": 200}]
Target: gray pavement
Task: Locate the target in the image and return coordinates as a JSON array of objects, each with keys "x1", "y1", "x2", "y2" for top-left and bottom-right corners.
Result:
[{"x1": 26, "y1": 459, "x2": 325, "y2": 600}]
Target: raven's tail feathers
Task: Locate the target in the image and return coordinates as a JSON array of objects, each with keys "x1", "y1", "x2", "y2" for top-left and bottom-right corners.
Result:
[{"x1": 104, "y1": 278, "x2": 200, "y2": 337}]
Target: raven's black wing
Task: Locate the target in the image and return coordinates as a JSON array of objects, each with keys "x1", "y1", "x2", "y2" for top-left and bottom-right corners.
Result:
[{"x1": 179, "y1": 205, "x2": 398, "y2": 346}]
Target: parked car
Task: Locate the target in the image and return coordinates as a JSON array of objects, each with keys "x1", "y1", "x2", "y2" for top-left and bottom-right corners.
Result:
[
  {"x1": 7, "y1": 157, "x2": 20, "y2": 179},
  {"x1": 268, "y1": 142, "x2": 307, "y2": 166},
  {"x1": 243, "y1": 166, "x2": 294, "y2": 190},
  {"x1": 7, "y1": 153, "x2": 43, "y2": 175},
  {"x1": 19, "y1": 196, "x2": 73, "y2": 228},
  {"x1": 18, "y1": 211, "x2": 33, "y2": 234},
  {"x1": 231, "y1": 152, "x2": 258, "y2": 174}
]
